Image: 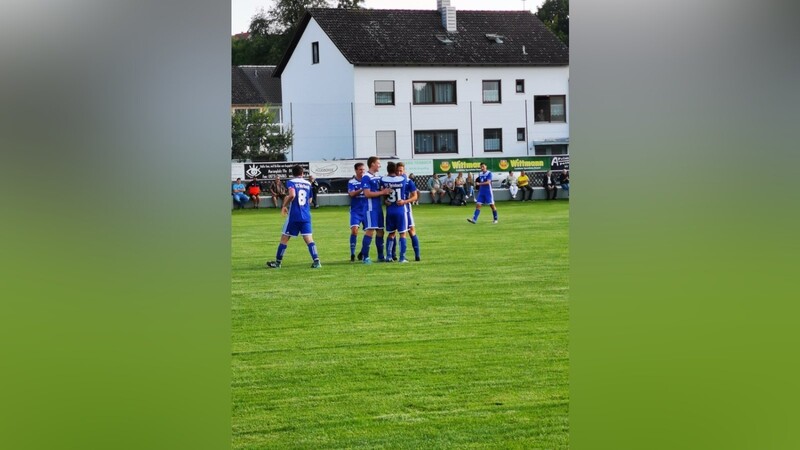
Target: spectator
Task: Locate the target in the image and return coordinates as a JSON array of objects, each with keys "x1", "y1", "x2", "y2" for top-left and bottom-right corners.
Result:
[
  {"x1": 543, "y1": 170, "x2": 557, "y2": 200},
  {"x1": 270, "y1": 176, "x2": 288, "y2": 209},
  {"x1": 559, "y1": 169, "x2": 570, "y2": 197},
  {"x1": 246, "y1": 177, "x2": 262, "y2": 209},
  {"x1": 454, "y1": 172, "x2": 467, "y2": 205},
  {"x1": 232, "y1": 178, "x2": 248, "y2": 209},
  {"x1": 309, "y1": 175, "x2": 320, "y2": 209},
  {"x1": 442, "y1": 172, "x2": 456, "y2": 204},
  {"x1": 427, "y1": 174, "x2": 447, "y2": 204},
  {"x1": 504, "y1": 171, "x2": 519, "y2": 200},
  {"x1": 465, "y1": 173, "x2": 475, "y2": 201},
  {"x1": 517, "y1": 171, "x2": 533, "y2": 201}
]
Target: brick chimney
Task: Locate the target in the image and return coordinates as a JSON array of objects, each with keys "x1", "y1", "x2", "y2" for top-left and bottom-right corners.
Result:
[{"x1": 438, "y1": 0, "x2": 457, "y2": 33}]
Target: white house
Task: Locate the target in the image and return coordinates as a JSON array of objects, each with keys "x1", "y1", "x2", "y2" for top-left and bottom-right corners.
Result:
[{"x1": 274, "y1": 0, "x2": 569, "y2": 162}]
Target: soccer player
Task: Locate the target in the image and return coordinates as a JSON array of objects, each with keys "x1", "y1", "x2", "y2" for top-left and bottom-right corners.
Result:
[
  {"x1": 381, "y1": 162, "x2": 411, "y2": 263},
  {"x1": 348, "y1": 162, "x2": 368, "y2": 262},
  {"x1": 395, "y1": 162, "x2": 421, "y2": 261},
  {"x1": 265, "y1": 165, "x2": 321, "y2": 269},
  {"x1": 358, "y1": 156, "x2": 391, "y2": 264},
  {"x1": 467, "y1": 162, "x2": 499, "y2": 224}
]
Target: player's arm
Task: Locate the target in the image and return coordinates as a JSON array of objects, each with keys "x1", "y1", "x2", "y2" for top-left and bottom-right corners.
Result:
[
  {"x1": 364, "y1": 182, "x2": 390, "y2": 198},
  {"x1": 348, "y1": 183, "x2": 364, "y2": 197},
  {"x1": 281, "y1": 187, "x2": 295, "y2": 216}
]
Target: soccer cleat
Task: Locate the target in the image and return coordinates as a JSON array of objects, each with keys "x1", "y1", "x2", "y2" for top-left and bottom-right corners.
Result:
[
  {"x1": 493, "y1": 220, "x2": 498, "y2": 224},
  {"x1": 357, "y1": 252, "x2": 364, "y2": 261},
  {"x1": 311, "y1": 260, "x2": 321, "y2": 269},
  {"x1": 415, "y1": 256, "x2": 421, "y2": 261},
  {"x1": 398, "y1": 258, "x2": 409, "y2": 263},
  {"x1": 350, "y1": 254, "x2": 355, "y2": 262},
  {"x1": 362, "y1": 257, "x2": 372, "y2": 265},
  {"x1": 265, "y1": 261, "x2": 281, "y2": 269},
  {"x1": 467, "y1": 218, "x2": 476, "y2": 224},
  {"x1": 392, "y1": 255, "x2": 398, "y2": 261},
  {"x1": 382, "y1": 258, "x2": 393, "y2": 263}
]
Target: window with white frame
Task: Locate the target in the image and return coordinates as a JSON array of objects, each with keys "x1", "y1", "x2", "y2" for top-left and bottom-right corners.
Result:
[
  {"x1": 484, "y1": 128, "x2": 502, "y2": 152},
  {"x1": 412, "y1": 81, "x2": 456, "y2": 104},
  {"x1": 482, "y1": 80, "x2": 501, "y2": 103},
  {"x1": 534, "y1": 95, "x2": 567, "y2": 122},
  {"x1": 376, "y1": 130, "x2": 396, "y2": 156},
  {"x1": 374, "y1": 81, "x2": 395, "y2": 105},
  {"x1": 414, "y1": 130, "x2": 458, "y2": 154},
  {"x1": 515, "y1": 79, "x2": 525, "y2": 93}
]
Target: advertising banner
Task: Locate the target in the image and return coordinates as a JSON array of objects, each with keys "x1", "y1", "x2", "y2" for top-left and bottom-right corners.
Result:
[
  {"x1": 244, "y1": 161, "x2": 309, "y2": 180},
  {"x1": 402, "y1": 159, "x2": 433, "y2": 176},
  {"x1": 550, "y1": 155, "x2": 570, "y2": 171},
  {"x1": 429, "y1": 157, "x2": 551, "y2": 174},
  {"x1": 309, "y1": 160, "x2": 367, "y2": 179},
  {"x1": 493, "y1": 157, "x2": 550, "y2": 172}
]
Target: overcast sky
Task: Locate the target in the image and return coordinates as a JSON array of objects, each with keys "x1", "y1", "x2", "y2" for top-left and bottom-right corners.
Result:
[{"x1": 232, "y1": 0, "x2": 547, "y2": 34}]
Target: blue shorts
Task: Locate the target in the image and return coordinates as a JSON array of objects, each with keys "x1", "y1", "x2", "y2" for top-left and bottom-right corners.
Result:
[
  {"x1": 476, "y1": 189, "x2": 494, "y2": 205},
  {"x1": 364, "y1": 206, "x2": 385, "y2": 230},
  {"x1": 282, "y1": 220, "x2": 312, "y2": 236},
  {"x1": 350, "y1": 208, "x2": 367, "y2": 229},
  {"x1": 406, "y1": 206, "x2": 415, "y2": 228},
  {"x1": 385, "y1": 207, "x2": 408, "y2": 234}
]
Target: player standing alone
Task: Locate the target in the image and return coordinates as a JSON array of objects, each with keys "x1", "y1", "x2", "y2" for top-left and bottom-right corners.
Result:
[
  {"x1": 265, "y1": 165, "x2": 321, "y2": 269},
  {"x1": 467, "y1": 162, "x2": 498, "y2": 224}
]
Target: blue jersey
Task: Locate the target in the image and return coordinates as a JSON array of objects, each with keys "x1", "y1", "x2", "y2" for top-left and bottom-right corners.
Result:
[
  {"x1": 380, "y1": 174, "x2": 408, "y2": 213},
  {"x1": 285, "y1": 177, "x2": 312, "y2": 222},
  {"x1": 348, "y1": 177, "x2": 367, "y2": 213},
  {"x1": 362, "y1": 171, "x2": 384, "y2": 213},
  {"x1": 476, "y1": 171, "x2": 493, "y2": 195}
]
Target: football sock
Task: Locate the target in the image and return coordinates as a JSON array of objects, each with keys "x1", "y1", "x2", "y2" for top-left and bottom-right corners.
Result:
[
  {"x1": 399, "y1": 237, "x2": 407, "y2": 260},
  {"x1": 386, "y1": 238, "x2": 395, "y2": 260},
  {"x1": 307, "y1": 242, "x2": 318, "y2": 260},
  {"x1": 349, "y1": 234, "x2": 357, "y2": 256},
  {"x1": 411, "y1": 235, "x2": 420, "y2": 259},
  {"x1": 376, "y1": 236, "x2": 385, "y2": 260},
  {"x1": 392, "y1": 237, "x2": 398, "y2": 259},
  {"x1": 493, "y1": 210, "x2": 498, "y2": 221},
  {"x1": 361, "y1": 235, "x2": 372, "y2": 259},
  {"x1": 473, "y1": 209, "x2": 481, "y2": 222},
  {"x1": 276, "y1": 243, "x2": 287, "y2": 262}
]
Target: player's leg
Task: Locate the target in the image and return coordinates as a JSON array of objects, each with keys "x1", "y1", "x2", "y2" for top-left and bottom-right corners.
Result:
[{"x1": 302, "y1": 232, "x2": 321, "y2": 268}]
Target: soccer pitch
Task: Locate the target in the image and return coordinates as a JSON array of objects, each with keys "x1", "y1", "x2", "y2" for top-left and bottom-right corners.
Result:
[{"x1": 232, "y1": 200, "x2": 569, "y2": 448}]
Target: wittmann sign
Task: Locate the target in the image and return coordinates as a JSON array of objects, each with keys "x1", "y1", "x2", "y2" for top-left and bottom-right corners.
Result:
[{"x1": 244, "y1": 162, "x2": 310, "y2": 180}]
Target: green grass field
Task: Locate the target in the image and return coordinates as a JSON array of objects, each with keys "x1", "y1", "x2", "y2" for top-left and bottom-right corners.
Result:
[{"x1": 232, "y1": 200, "x2": 569, "y2": 449}]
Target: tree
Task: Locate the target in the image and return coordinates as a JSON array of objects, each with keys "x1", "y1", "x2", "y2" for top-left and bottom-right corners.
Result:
[
  {"x1": 231, "y1": 108, "x2": 293, "y2": 161},
  {"x1": 536, "y1": 0, "x2": 569, "y2": 46},
  {"x1": 268, "y1": 0, "x2": 330, "y2": 33},
  {"x1": 336, "y1": 0, "x2": 363, "y2": 8}
]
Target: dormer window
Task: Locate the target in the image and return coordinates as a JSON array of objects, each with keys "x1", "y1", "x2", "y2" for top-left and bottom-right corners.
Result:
[{"x1": 485, "y1": 33, "x2": 505, "y2": 44}]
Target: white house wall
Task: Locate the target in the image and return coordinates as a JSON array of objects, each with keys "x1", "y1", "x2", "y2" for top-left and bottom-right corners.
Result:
[
  {"x1": 352, "y1": 66, "x2": 569, "y2": 160},
  {"x1": 281, "y1": 18, "x2": 355, "y2": 161}
]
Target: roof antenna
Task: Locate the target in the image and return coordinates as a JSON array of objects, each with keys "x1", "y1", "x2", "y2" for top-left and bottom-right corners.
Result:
[
  {"x1": 522, "y1": 45, "x2": 528, "y2": 55},
  {"x1": 522, "y1": 0, "x2": 527, "y2": 10}
]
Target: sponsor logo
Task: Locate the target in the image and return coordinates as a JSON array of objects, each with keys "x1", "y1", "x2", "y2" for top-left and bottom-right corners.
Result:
[
  {"x1": 439, "y1": 161, "x2": 451, "y2": 172},
  {"x1": 449, "y1": 161, "x2": 482, "y2": 170},
  {"x1": 509, "y1": 159, "x2": 544, "y2": 169},
  {"x1": 313, "y1": 164, "x2": 339, "y2": 176},
  {"x1": 245, "y1": 166, "x2": 262, "y2": 178},
  {"x1": 498, "y1": 160, "x2": 509, "y2": 170}
]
